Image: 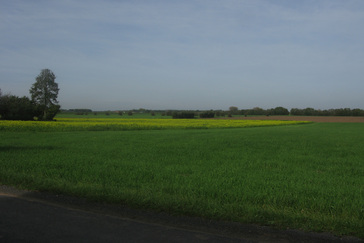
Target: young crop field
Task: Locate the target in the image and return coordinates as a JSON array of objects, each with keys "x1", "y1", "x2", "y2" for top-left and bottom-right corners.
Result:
[{"x1": 0, "y1": 118, "x2": 363, "y2": 239}]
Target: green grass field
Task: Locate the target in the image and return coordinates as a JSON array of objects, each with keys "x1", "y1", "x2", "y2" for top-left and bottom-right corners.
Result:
[{"x1": 0, "y1": 121, "x2": 363, "y2": 238}]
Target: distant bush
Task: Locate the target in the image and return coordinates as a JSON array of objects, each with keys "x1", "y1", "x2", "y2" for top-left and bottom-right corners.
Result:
[
  {"x1": 267, "y1": 106, "x2": 289, "y2": 116},
  {"x1": 199, "y1": 111, "x2": 215, "y2": 118},
  {"x1": 0, "y1": 94, "x2": 40, "y2": 120},
  {"x1": 172, "y1": 112, "x2": 195, "y2": 119},
  {"x1": 70, "y1": 109, "x2": 92, "y2": 113},
  {"x1": 215, "y1": 111, "x2": 226, "y2": 117},
  {"x1": 244, "y1": 107, "x2": 266, "y2": 116},
  {"x1": 229, "y1": 106, "x2": 239, "y2": 115}
]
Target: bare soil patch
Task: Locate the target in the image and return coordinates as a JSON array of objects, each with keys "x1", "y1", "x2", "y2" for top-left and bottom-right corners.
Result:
[{"x1": 220, "y1": 116, "x2": 364, "y2": 123}]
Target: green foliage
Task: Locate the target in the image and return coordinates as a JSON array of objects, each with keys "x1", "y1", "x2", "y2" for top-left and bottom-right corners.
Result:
[
  {"x1": 335, "y1": 108, "x2": 353, "y2": 116},
  {"x1": 215, "y1": 110, "x2": 226, "y2": 117},
  {"x1": 44, "y1": 105, "x2": 60, "y2": 120},
  {"x1": 244, "y1": 107, "x2": 266, "y2": 115},
  {"x1": 290, "y1": 108, "x2": 305, "y2": 116},
  {"x1": 69, "y1": 109, "x2": 92, "y2": 115},
  {"x1": 267, "y1": 106, "x2": 290, "y2": 115},
  {"x1": 352, "y1": 109, "x2": 364, "y2": 116},
  {"x1": 199, "y1": 111, "x2": 215, "y2": 118},
  {"x1": 290, "y1": 107, "x2": 364, "y2": 116},
  {"x1": 229, "y1": 106, "x2": 239, "y2": 115},
  {"x1": 172, "y1": 111, "x2": 195, "y2": 119},
  {"x1": 30, "y1": 69, "x2": 60, "y2": 120},
  {"x1": 0, "y1": 94, "x2": 40, "y2": 120}
]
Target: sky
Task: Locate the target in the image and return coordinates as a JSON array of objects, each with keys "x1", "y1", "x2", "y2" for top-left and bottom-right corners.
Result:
[{"x1": 1, "y1": 0, "x2": 364, "y2": 111}]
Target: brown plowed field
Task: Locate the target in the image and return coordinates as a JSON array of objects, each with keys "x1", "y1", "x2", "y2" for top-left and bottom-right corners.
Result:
[{"x1": 219, "y1": 116, "x2": 364, "y2": 123}]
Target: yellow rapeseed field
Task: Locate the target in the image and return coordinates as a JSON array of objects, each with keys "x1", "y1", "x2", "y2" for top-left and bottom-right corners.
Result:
[{"x1": 0, "y1": 118, "x2": 310, "y2": 132}]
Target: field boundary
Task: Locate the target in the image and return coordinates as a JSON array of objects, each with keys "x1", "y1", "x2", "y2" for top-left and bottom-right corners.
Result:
[{"x1": 218, "y1": 116, "x2": 364, "y2": 123}]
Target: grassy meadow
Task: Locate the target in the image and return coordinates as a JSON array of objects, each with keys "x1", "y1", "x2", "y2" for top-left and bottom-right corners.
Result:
[{"x1": 0, "y1": 118, "x2": 363, "y2": 238}]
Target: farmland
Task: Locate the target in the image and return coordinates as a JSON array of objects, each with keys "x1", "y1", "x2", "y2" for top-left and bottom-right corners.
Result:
[
  {"x1": 0, "y1": 118, "x2": 309, "y2": 132},
  {"x1": 0, "y1": 118, "x2": 363, "y2": 238}
]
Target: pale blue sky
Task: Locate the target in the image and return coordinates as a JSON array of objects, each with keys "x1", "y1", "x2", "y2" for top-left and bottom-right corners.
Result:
[{"x1": 1, "y1": 0, "x2": 364, "y2": 110}]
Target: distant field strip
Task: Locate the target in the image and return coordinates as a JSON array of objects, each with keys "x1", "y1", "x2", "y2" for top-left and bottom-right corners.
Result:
[{"x1": 0, "y1": 118, "x2": 310, "y2": 131}]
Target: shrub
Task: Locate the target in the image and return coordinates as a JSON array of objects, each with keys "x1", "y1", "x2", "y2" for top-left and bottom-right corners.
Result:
[
  {"x1": 268, "y1": 106, "x2": 289, "y2": 115},
  {"x1": 0, "y1": 94, "x2": 39, "y2": 120},
  {"x1": 199, "y1": 111, "x2": 215, "y2": 118},
  {"x1": 215, "y1": 111, "x2": 226, "y2": 117},
  {"x1": 246, "y1": 107, "x2": 266, "y2": 115},
  {"x1": 172, "y1": 112, "x2": 195, "y2": 119}
]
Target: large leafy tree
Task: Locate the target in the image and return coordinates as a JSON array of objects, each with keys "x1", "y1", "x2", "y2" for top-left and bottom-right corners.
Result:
[{"x1": 30, "y1": 69, "x2": 60, "y2": 120}]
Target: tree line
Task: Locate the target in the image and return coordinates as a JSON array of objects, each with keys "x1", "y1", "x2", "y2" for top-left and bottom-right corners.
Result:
[
  {"x1": 234, "y1": 106, "x2": 364, "y2": 117},
  {"x1": 62, "y1": 106, "x2": 364, "y2": 119},
  {"x1": 3, "y1": 69, "x2": 363, "y2": 121},
  {"x1": 0, "y1": 69, "x2": 60, "y2": 120},
  {"x1": 289, "y1": 107, "x2": 364, "y2": 116},
  {"x1": 173, "y1": 106, "x2": 364, "y2": 118}
]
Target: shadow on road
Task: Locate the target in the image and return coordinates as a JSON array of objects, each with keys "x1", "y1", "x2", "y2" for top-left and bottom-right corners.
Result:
[{"x1": 1, "y1": 186, "x2": 362, "y2": 243}]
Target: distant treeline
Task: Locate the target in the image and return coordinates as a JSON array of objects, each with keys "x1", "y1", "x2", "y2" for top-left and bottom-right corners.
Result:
[
  {"x1": 171, "y1": 107, "x2": 364, "y2": 118},
  {"x1": 240, "y1": 107, "x2": 364, "y2": 116},
  {"x1": 61, "y1": 107, "x2": 364, "y2": 118},
  {"x1": 289, "y1": 107, "x2": 364, "y2": 116},
  {"x1": 67, "y1": 109, "x2": 93, "y2": 115}
]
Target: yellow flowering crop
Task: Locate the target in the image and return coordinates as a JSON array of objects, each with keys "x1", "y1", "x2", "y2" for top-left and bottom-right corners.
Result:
[{"x1": 0, "y1": 118, "x2": 310, "y2": 132}]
